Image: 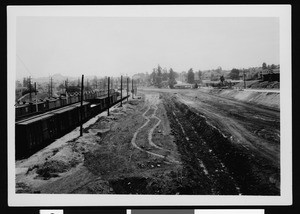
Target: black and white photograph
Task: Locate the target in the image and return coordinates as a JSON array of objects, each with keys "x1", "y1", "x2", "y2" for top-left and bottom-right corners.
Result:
[{"x1": 7, "y1": 5, "x2": 292, "y2": 206}]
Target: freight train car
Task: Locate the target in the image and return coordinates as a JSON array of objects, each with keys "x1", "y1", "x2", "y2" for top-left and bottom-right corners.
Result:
[
  {"x1": 15, "y1": 89, "x2": 116, "y2": 119},
  {"x1": 89, "y1": 92, "x2": 120, "y2": 115},
  {"x1": 15, "y1": 101, "x2": 90, "y2": 159},
  {"x1": 15, "y1": 91, "x2": 120, "y2": 159}
]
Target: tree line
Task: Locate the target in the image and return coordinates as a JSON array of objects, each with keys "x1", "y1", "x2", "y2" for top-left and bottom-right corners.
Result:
[
  {"x1": 149, "y1": 65, "x2": 177, "y2": 88},
  {"x1": 148, "y1": 65, "x2": 203, "y2": 88},
  {"x1": 228, "y1": 62, "x2": 279, "y2": 80}
]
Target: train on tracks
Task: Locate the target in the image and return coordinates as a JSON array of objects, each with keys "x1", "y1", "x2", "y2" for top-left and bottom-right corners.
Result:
[
  {"x1": 15, "y1": 89, "x2": 117, "y2": 120},
  {"x1": 15, "y1": 90, "x2": 128, "y2": 159}
]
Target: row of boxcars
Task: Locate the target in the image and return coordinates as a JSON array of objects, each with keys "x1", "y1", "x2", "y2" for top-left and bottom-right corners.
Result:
[
  {"x1": 15, "y1": 89, "x2": 117, "y2": 120},
  {"x1": 15, "y1": 90, "x2": 127, "y2": 159}
]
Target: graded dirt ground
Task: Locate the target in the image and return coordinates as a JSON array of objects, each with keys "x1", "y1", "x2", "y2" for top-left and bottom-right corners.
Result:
[{"x1": 16, "y1": 87, "x2": 280, "y2": 195}]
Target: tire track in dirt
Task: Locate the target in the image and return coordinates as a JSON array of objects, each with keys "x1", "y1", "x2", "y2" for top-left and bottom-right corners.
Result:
[
  {"x1": 148, "y1": 105, "x2": 164, "y2": 150},
  {"x1": 176, "y1": 93, "x2": 280, "y2": 166},
  {"x1": 131, "y1": 94, "x2": 180, "y2": 164},
  {"x1": 163, "y1": 93, "x2": 243, "y2": 195},
  {"x1": 171, "y1": 111, "x2": 209, "y2": 177}
]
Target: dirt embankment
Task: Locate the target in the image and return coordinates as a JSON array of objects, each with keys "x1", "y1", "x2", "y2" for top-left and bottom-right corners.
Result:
[{"x1": 199, "y1": 88, "x2": 280, "y2": 110}]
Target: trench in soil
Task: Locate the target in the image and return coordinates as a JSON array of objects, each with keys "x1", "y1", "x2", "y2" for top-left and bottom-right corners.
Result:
[{"x1": 162, "y1": 93, "x2": 280, "y2": 195}]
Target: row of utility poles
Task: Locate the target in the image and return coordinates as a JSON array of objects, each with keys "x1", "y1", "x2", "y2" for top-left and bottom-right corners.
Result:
[
  {"x1": 63, "y1": 77, "x2": 134, "y2": 93},
  {"x1": 89, "y1": 77, "x2": 134, "y2": 91},
  {"x1": 79, "y1": 75, "x2": 136, "y2": 136},
  {"x1": 27, "y1": 75, "x2": 134, "y2": 102},
  {"x1": 25, "y1": 75, "x2": 137, "y2": 137},
  {"x1": 106, "y1": 76, "x2": 134, "y2": 116}
]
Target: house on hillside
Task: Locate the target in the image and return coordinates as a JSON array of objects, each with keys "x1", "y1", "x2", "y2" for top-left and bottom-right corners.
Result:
[
  {"x1": 248, "y1": 67, "x2": 263, "y2": 80},
  {"x1": 259, "y1": 68, "x2": 280, "y2": 82}
]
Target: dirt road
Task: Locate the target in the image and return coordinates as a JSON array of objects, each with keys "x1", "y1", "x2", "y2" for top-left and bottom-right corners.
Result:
[
  {"x1": 16, "y1": 88, "x2": 280, "y2": 195},
  {"x1": 156, "y1": 88, "x2": 280, "y2": 195}
]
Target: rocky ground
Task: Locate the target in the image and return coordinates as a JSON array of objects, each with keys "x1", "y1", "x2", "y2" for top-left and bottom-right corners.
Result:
[{"x1": 16, "y1": 87, "x2": 280, "y2": 195}]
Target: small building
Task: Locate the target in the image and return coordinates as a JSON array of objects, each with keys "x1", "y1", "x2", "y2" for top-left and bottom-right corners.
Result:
[{"x1": 260, "y1": 68, "x2": 280, "y2": 82}]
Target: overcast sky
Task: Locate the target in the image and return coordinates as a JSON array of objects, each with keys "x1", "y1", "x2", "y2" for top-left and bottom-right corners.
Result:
[{"x1": 16, "y1": 17, "x2": 279, "y2": 79}]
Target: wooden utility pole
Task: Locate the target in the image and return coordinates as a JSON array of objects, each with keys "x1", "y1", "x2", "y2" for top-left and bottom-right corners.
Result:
[
  {"x1": 65, "y1": 79, "x2": 68, "y2": 104},
  {"x1": 80, "y1": 75, "x2": 84, "y2": 137},
  {"x1": 65, "y1": 80, "x2": 67, "y2": 92},
  {"x1": 132, "y1": 79, "x2": 134, "y2": 99},
  {"x1": 127, "y1": 77, "x2": 129, "y2": 102},
  {"x1": 35, "y1": 82, "x2": 38, "y2": 112},
  {"x1": 48, "y1": 84, "x2": 50, "y2": 98},
  {"x1": 50, "y1": 77, "x2": 53, "y2": 97},
  {"x1": 120, "y1": 75, "x2": 123, "y2": 107},
  {"x1": 103, "y1": 77, "x2": 106, "y2": 91},
  {"x1": 107, "y1": 77, "x2": 110, "y2": 116},
  {"x1": 243, "y1": 70, "x2": 246, "y2": 89},
  {"x1": 29, "y1": 76, "x2": 32, "y2": 102}
]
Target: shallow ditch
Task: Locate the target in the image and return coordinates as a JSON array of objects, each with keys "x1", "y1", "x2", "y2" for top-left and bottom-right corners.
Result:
[{"x1": 163, "y1": 99, "x2": 239, "y2": 195}]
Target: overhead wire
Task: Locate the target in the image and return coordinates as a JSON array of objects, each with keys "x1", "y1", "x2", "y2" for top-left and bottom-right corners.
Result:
[{"x1": 16, "y1": 54, "x2": 33, "y2": 77}]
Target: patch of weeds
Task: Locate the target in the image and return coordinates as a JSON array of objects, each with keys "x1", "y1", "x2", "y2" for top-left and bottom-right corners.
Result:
[
  {"x1": 16, "y1": 182, "x2": 34, "y2": 193},
  {"x1": 36, "y1": 160, "x2": 69, "y2": 180},
  {"x1": 83, "y1": 128, "x2": 90, "y2": 133},
  {"x1": 69, "y1": 158, "x2": 81, "y2": 168},
  {"x1": 52, "y1": 148, "x2": 59, "y2": 156},
  {"x1": 109, "y1": 177, "x2": 148, "y2": 194},
  {"x1": 68, "y1": 137, "x2": 80, "y2": 143},
  {"x1": 26, "y1": 165, "x2": 39, "y2": 174},
  {"x1": 85, "y1": 180, "x2": 110, "y2": 194},
  {"x1": 84, "y1": 150, "x2": 130, "y2": 176}
]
